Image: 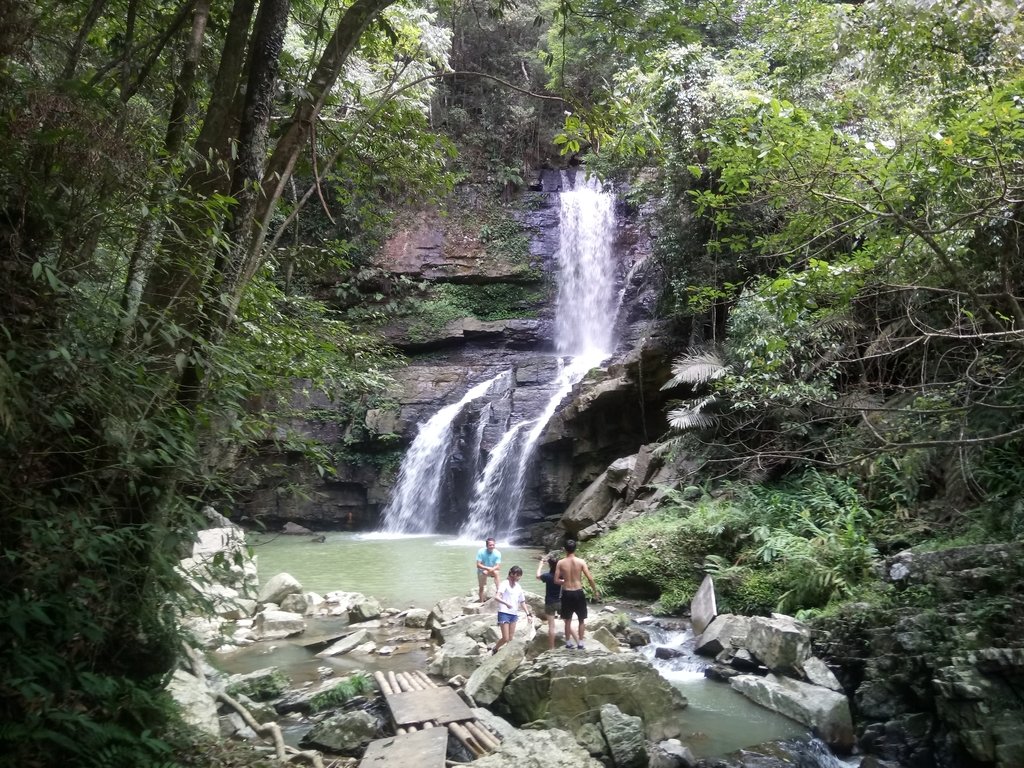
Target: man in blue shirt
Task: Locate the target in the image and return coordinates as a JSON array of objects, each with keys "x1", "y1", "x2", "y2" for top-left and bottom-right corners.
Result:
[{"x1": 475, "y1": 537, "x2": 501, "y2": 602}]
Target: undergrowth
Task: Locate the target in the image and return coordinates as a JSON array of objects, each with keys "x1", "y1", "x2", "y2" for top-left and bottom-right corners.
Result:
[{"x1": 586, "y1": 470, "x2": 883, "y2": 615}]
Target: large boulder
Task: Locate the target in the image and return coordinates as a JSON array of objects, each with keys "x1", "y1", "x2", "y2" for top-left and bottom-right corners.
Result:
[
  {"x1": 348, "y1": 597, "x2": 382, "y2": 623},
  {"x1": 429, "y1": 595, "x2": 474, "y2": 627},
  {"x1": 258, "y1": 573, "x2": 303, "y2": 605},
  {"x1": 300, "y1": 710, "x2": 383, "y2": 754},
  {"x1": 432, "y1": 613, "x2": 489, "y2": 645},
  {"x1": 316, "y1": 629, "x2": 370, "y2": 658},
  {"x1": 166, "y1": 668, "x2": 219, "y2": 738},
  {"x1": 466, "y1": 638, "x2": 527, "y2": 705},
  {"x1": 694, "y1": 614, "x2": 752, "y2": 656},
  {"x1": 178, "y1": 518, "x2": 258, "y2": 618},
  {"x1": 501, "y1": 650, "x2": 687, "y2": 740},
  {"x1": 730, "y1": 673, "x2": 854, "y2": 750},
  {"x1": 690, "y1": 575, "x2": 717, "y2": 636},
  {"x1": 428, "y1": 634, "x2": 485, "y2": 678},
  {"x1": 252, "y1": 609, "x2": 306, "y2": 640},
  {"x1": 746, "y1": 614, "x2": 811, "y2": 673},
  {"x1": 560, "y1": 471, "x2": 616, "y2": 535},
  {"x1": 472, "y1": 708, "x2": 604, "y2": 768},
  {"x1": 404, "y1": 608, "x2": 431, "y2": 627}
]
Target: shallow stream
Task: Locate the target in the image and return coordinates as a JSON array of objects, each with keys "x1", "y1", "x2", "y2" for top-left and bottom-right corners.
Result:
[{"x1": 215, "y1": 533, "x2": 847, "y2": 762}]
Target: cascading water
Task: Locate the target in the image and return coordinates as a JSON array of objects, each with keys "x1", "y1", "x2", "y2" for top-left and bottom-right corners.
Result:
[
  {"x1": 380, "y1": 371, "x2": 509, "y2": 533},
  {"x1": 459, "y1": 175, "x2": 620, "y2": 540},
  {"x1": 554, "y1": 177, "x2": 618, "y2": 357}
]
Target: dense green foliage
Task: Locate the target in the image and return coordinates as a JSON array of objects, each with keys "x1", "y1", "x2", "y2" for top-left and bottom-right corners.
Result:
[
  {"x1": 0, "y1": 0, "x2": 457, "y2": 763},
  {"x1": 586, "y1": 470, "x2": 880, "y2": 615},
  {"x1": 547, "y1": 0, "x2": 1023, "y2": 614}
]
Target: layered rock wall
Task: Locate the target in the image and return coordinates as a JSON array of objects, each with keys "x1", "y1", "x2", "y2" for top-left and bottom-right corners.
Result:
[{"x1": 235, "y1": 179, "x2": 679, "y2": 536}]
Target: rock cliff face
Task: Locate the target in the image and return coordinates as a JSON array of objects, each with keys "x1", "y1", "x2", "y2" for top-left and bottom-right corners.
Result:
[
  {"x1": 813, "y1": 543, "x2": 1024, "y2": 768},
  {"x1": 236, "y1": 177, "x2": 682, "y2": 537}
]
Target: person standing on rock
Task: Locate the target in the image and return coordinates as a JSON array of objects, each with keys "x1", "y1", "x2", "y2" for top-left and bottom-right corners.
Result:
[
  {"x1": 555, "y1": 539, "x2": 600, "y2": 650},
  {"x1": 537, "y1": 553, "x2": 575, "y2": 650},
  {"x1": 475, "y1": 536, "x2": 502, "y2": 602},
  {"x1": 493, "y1": 565, "x2": 530, "y2": 654}
]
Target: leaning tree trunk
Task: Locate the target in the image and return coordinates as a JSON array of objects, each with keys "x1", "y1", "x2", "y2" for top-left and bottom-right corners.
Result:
[
  {"x1": 229, "y1": 0, "x2": 399, "y2": 312},
  {"x1": 173, "y1": 0, "x2": 289, "y2": 409},
  {"x1": 141, "y1": 0, "x2": 398, "y2": 352}
]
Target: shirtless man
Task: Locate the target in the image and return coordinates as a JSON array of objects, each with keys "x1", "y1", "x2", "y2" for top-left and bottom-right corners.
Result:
[{"x1": 554, "y1": 539, "x2": 600, "y2": 650}]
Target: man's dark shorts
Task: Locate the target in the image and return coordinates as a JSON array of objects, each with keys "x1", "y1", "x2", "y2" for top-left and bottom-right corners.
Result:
[{"x1": 560, "y1": 589, "x2": 587, "y2": 621}]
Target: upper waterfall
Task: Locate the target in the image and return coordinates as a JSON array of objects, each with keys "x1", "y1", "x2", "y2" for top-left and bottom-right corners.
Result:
[{"x1": 554, "y1": 176, "x2": 618, "y2": 358}]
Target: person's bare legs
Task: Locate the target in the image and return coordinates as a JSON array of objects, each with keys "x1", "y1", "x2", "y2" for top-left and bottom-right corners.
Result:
[
  {"x1": 563, "y1": 618, "x2": 579, "y2": 647},
  {"x1": 578, "y1": 619, "x2": 586, "y2": 648},
  {"x1": 547, "y1": 615, "x2": 556, "y2": 649},
  {"x1": 494, "y1": 620, "x2": 515, "y2": 653}
]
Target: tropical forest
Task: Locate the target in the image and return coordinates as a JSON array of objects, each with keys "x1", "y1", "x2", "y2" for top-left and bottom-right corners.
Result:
[{"x1": 1, "y1": 0, "x2": 1022, "y2": 767}]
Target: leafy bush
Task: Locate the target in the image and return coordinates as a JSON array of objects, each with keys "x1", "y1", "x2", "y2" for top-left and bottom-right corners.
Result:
[
  {"x1": 588, "y1": 471, "x2": 881, "y2": 615},
  {"x1": 722, "y1": 567, "x2": 792, "y2": 615}
]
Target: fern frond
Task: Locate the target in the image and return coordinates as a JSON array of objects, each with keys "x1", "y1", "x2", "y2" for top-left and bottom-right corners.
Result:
[
  {"x1": 661, "y1": 348, "x2": 728, "y2": 390},
  {"x1": 667, "y1": 396, "x2": 718, "y2": 431}
]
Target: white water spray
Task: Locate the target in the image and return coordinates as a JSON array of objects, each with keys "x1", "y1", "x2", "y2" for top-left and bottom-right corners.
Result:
[{"x1": 380, "y1": 371, "x2": 509, "y2": 533}]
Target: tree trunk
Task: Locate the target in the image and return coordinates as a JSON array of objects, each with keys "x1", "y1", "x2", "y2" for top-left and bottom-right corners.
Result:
[
  {"x1": 190, "y1": 0, "x2": 257, "y2": 196},
  {"x1": 62, "y1": 0, "x2": 110, "y2": 79},
  {"x1": 214, "y1": 0, "x2": 291, "y2": 300},
  {"x1": 137, "y1": 0, "x2": 255, "y2": 337},
  {"x1": 239, "y1": 0, "x2": 398, "y2": 296},
  {"x1": 118, "y1": 0, "x2": 212, "y2": 338}
]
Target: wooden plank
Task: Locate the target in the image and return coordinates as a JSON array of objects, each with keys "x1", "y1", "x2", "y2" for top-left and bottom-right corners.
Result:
[
  {"x1": 360, "y1": 728, "x2": 448, "y2": 768},
  {"x1": 385, "y1": 686, "x2": 475, "y2": 727}
]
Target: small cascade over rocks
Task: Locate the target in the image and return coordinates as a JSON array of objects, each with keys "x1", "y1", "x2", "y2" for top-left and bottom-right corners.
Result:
[{"x1": 381, "y1": 174, "x2": 622, "y2": 539}]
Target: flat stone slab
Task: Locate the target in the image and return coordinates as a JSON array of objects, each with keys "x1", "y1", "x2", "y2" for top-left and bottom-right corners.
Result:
[
  {"x1": 360, "y1": 727, "x2": 448, "y2": 768},
  {"x1": 385, "y1": 686, "x2": 474, "y2": 727}
]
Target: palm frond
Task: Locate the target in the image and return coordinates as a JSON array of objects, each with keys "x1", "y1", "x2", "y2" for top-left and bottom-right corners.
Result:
[
  {"x1": 661, "y1": 348, "x2": 728, "y2": 390},
  {"x1": 667, "y1": 396, "x2": 718, "y2": 430}
]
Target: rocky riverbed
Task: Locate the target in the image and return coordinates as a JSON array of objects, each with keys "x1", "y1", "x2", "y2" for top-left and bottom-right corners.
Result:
[{"x1": 168, "y1": 512, "x2": 866, "y2": 768}]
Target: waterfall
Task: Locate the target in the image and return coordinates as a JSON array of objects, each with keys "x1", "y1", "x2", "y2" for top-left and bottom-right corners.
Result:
[
  {"x1": 460, "y1": 175, "x2": 619, "y2": 540},
  {"x1": 380, "y1": 372, "x2": 509, "y2": 533},
  {"x1": 555, "y1": 177, "x2": 618, "y2": 357}
]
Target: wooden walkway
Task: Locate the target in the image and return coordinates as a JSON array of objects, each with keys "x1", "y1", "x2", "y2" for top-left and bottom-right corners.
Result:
[{"x1": 358, "y1": 670, "x2": 501, "y2": 767}]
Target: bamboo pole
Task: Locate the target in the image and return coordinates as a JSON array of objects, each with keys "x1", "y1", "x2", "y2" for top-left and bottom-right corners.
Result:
[
  {"x1": 447, "y1": 722, "x2": 485, "y2": 757},
  {"x1": 464, "y1": 721, "x2": 499, "y2": 752},
  {"x1": 387, "y1": 670, "x2": 400, "y2": 694},
  {"x1": 373, "y1": 670, "x2": 394, "y2": 695},
  {"x1": 414, "y1": 669, "x2": 437, "y2": 688},
  {"x1": 408, "y1": 673, "x2": 428, "y2": 691},
  {"x1": 393, "y1": 672, "x2": 408, "y2": 692}
]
